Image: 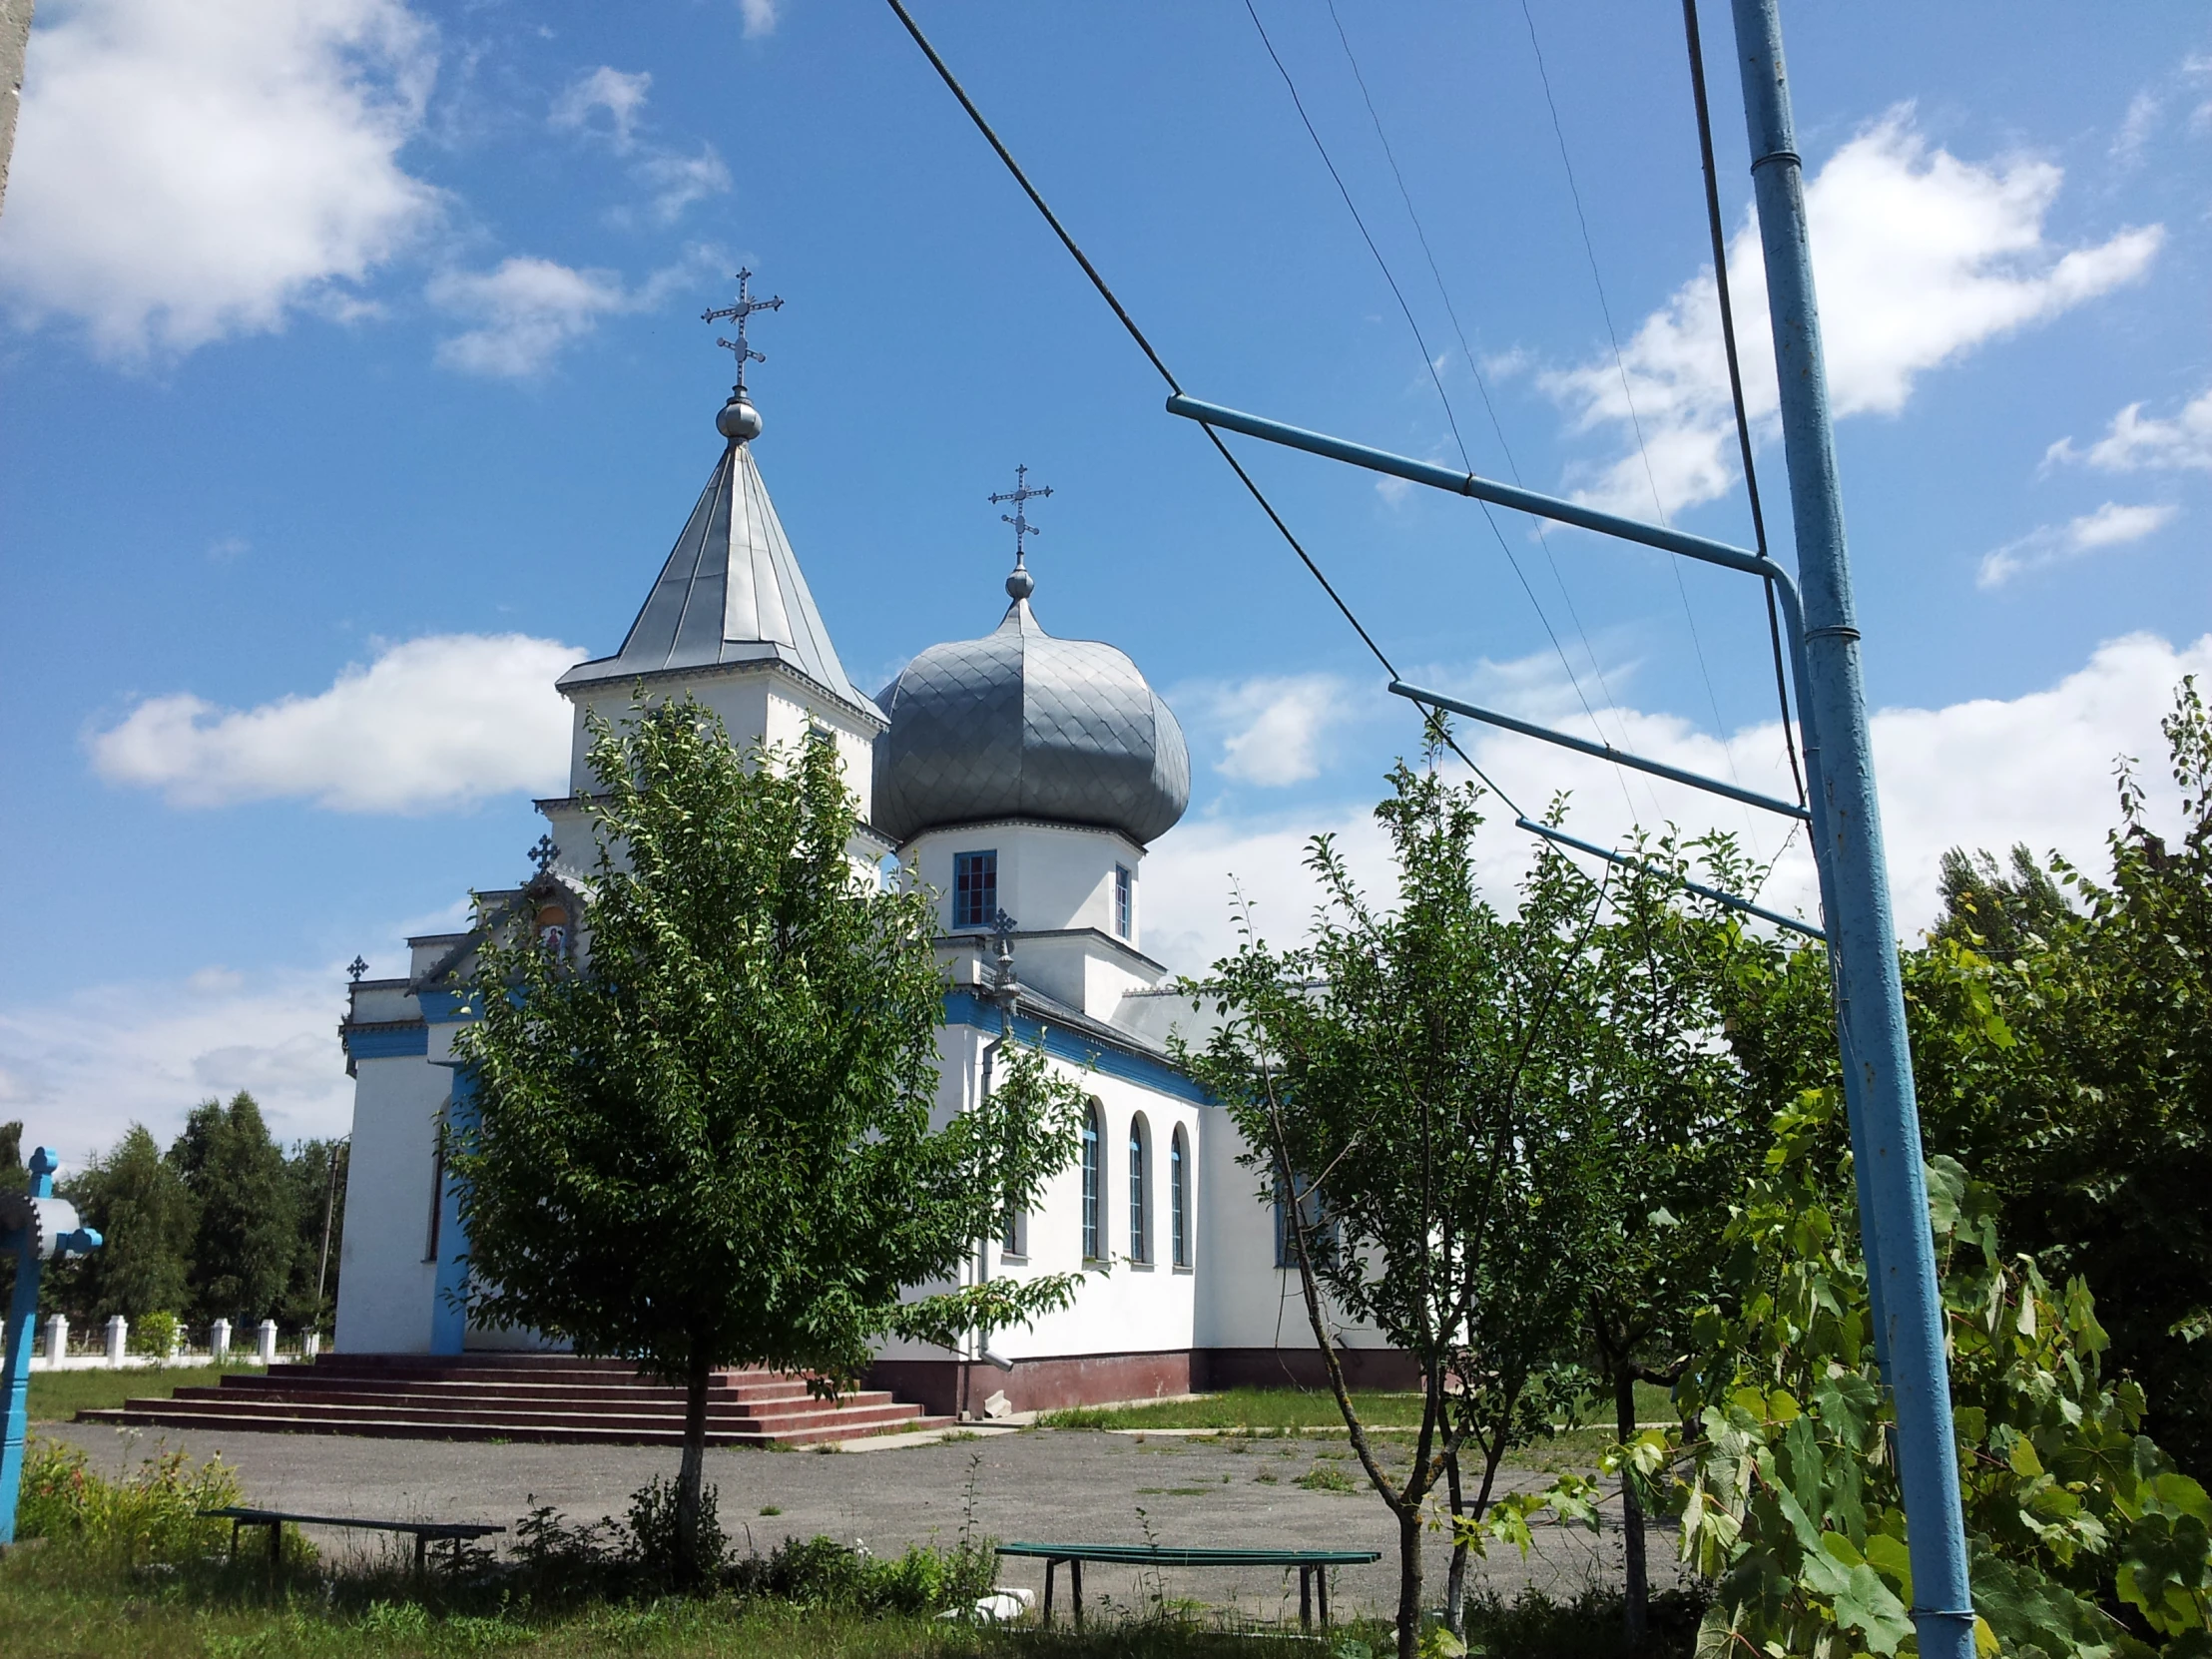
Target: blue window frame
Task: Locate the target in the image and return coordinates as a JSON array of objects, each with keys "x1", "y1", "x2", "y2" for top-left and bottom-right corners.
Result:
[
  {"x1": 1170, "y1": 1128, "x2": 1189, "y2": 1268},
  {"x1": 1113, "y1": 864, "x2": 1132, "y2": 938},
  {"x1": 1080, "y1": 1102, "x2": 1103, "y2": 1261},
  {"x1": 953, "y1": 850, "x2": 997, "y2": 930}
]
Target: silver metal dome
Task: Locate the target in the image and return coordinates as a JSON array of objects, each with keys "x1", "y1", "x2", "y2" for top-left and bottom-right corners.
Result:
[{"x1": 873, "y1": 585, "x2": 1190, "y2": 846}]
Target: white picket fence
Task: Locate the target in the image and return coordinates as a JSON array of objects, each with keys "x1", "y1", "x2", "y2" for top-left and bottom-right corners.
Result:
[{"x1": 26, "y1": 1313, "x2": 320, "y2": 1371}]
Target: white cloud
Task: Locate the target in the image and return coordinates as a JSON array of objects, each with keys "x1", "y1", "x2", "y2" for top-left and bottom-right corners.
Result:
[
  {"x1": 428, "y1": 250, "x2": 719, "y2": 376},
  {"x1": 636, "y1": 145, "x2": 734, "y2": 225},
  {"x1": 1541, "y1": 109, "x2": 2163, "y2": 518},
  {"x1": 0, "y1": 0, "x2": 442, "y2": 359},
  {"x1": 738, "y1": 0, "x2": 778, "y2": 40},
  {"x1": 2113, "y1": 91, "x2": 2162, "y2": 165},
  {"x1": 1180, "y1": 674, "x2": 1358, "y2": 787},
  {"x1": 89, "y1": 632, "x2": 581, "y2": 813},
  {"x1": 0, "y1": 963, "x2": 359, "y2": 1164},
  {"x1": 1977, "y1": 502, "x2": 2177, "y2": 588},
  {"x1": 428, "y1": 257, "x2": 631, "y2": 377},
  {"x1": 1142, "y1": 634, "x2": 2212, "y2": 973},
  {"x1": 2047, "y1": 386, "x2": 2212, "y2": 474},
  {"x1": 550, "y1": 65, "x2": 651, "y2": 152}
]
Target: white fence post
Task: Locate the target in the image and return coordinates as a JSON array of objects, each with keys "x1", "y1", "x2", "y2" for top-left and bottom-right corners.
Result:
[
  {"x1": 302, "y1": 1332, "x2": 321, "y2": 1361},
  {"x1": 210, "y1": 1318, "x2": 232, "y2": 1365},
  {"x1": 104, "y1": 1315, "x2": 128, "y2": 1365},
  {"x1": 256, "y1": 1319, "x2": 277, "y2": 1366},
  {"x1": 43, "y1": 1314, "x2": 67, "y2": 1364}
]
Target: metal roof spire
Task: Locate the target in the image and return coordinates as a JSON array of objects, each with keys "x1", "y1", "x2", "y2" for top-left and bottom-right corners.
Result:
[
  {"x1": 703, "y1": 268, "x2": 782, "y2": 443},
  {"x1": 988, "y1": 464, "x2": 1052, "y2": 601}
]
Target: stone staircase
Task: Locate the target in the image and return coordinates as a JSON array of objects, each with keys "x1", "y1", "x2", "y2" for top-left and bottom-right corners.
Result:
[{"x1": 75, "y1": 1354, "x2": 949, "y2": 1447}]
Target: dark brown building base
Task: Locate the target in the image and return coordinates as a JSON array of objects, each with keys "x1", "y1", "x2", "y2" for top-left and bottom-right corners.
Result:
[{"x1": 866, "y1": 1347, "x2": 1417, "y2": 1417}]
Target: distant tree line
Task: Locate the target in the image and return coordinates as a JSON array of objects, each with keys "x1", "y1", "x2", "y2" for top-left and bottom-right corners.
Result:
[{"x1": 0, "y1": 1092, "x2": 347, "y2": 1338}]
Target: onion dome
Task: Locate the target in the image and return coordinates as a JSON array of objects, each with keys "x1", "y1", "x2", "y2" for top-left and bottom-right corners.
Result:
[{"x1": 872, "y1": 566, "x2": 1191, "y2": 846}]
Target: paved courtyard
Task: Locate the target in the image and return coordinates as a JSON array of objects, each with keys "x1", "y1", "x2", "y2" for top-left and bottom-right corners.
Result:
[{"x1": 48, "y1": 1419, "x2": 1668, "y2": 1622}]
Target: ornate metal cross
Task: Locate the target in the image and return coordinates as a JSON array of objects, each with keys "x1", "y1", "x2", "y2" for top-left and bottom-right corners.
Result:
[
  {"x1": 347, "y1": 955, "x2": 368, "y2": 984},
  {"x1": 529, "y1": 833, "x2": 558, "y2": 875},
  {"x1": 987, "y1": 909, "x2": 1020, "y2": 1021},
  {"x1": 701, "y1": 268, "x2": 783, "y2": 397},
  {"x1": 988, "y1": 465, "x2": 1053, "y2": 563}
]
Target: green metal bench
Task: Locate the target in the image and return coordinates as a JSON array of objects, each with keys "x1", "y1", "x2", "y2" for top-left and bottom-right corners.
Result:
[
  {"x1": 202, "y1": 1505, "x2": 505, "y2": 1573},
  {"x1": 994, "y1": 1540, "x2": 1381, "y2": 1628}
]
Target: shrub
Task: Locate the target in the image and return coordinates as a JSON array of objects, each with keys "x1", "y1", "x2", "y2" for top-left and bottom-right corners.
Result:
[
  {"x1": 727, "y1": 1532, "x2": 997, "y2": 1613},
  {"x1": 626, "y1": 1472, "x2": 727, "y2": 1585},
  {"x1": 16, "y1": 1436, "x2": 245, "y2": 1563},
  {"x1": 128, "y1": 1311, "x2": 181, "y2": 1358}
]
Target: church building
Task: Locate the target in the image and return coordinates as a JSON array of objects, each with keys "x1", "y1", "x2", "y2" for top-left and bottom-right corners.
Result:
[{"x1": 335, "y1": 286, "x2": 1398, "y2": 1413}]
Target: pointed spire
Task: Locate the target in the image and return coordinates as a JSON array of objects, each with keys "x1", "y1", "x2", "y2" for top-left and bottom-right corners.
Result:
[{"x1": 558, "y1": 278, "x2": 872, "y2": 720}]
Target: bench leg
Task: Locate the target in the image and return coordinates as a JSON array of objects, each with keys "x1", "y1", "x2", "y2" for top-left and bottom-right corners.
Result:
[
  {"x1": 1072, "y1": 1557, "x2": 1083, "y2": 1630},
  {"x1": 268, "y1": 1521, "x2": 281, "y2": 1570},
  {"x1": 230, "y1": 1520, "x2": 240, "y2": 1564},
  {"x1": 1320, "y1": 1567, "x2": 1331, "y2": 1627},
  {"x1": 415, "y1": 1533, "x2": 428, "y2": 1575},
  {"x1": 1300, "y1": 1565, "x2": 1313, "y2": 1628},
  {"x1": 1042, "y1": 1559, "x2": 1054, "y2": 1627}
]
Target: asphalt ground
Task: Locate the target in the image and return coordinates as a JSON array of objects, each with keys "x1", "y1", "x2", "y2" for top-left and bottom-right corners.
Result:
[{"x1": 45, "y1": 1420, "x2": 1673, "y2": 1622}]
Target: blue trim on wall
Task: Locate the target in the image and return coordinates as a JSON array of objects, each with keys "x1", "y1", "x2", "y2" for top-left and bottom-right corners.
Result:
[
  {"x1": 943, "y1": 990, "x2": 1210, "y2": 1105},
  {"x1": 429, "y1": 1068, "x2": 477, "y2": 1357},
  {"x1": 418, "y1": 990, "x2": 474, "y2": 1025},
  {"x1": 344, "y1": 1025, "x2": 428, "y2": 1061}
]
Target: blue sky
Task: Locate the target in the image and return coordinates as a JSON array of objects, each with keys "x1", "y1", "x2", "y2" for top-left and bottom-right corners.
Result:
[{"x1": 1, "y1": 0, "x2": 2207, "y2": 1160}]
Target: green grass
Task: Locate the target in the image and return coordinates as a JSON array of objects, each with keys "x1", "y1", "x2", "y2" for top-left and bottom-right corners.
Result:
[
  {"x1": 28, "y1": 1363, "x2": 266, "y2": 1421},
  {"x1": 0, "y1": 1545, "x2": 1386, "y2": 1658},
  {"x1": 1035, "y1": 1382, "x2": 1680, "y2": 1437}
]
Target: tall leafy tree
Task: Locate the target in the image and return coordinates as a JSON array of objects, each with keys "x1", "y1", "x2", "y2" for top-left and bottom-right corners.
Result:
[
  {"x1": 280, "y1": 1138, "x2": 347, "y2": 1333},
  {"x1": 66, "y1": 1124, "x2": 196, "y2": 1321},
  {"x1": 1179, "y1": 749, "x2": 1605, "y2": 1659},
  {"x1": 171, "y1": 1092, "x2": 299, "y2": 1329},
  {"x1": 452, "y1": 699, "x2": 1084, "y2": 1575}
]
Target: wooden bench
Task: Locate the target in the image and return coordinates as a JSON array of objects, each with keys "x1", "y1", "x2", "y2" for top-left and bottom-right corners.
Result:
[
  {"x1": 994, "y1": 1540, "x2": 1381, "y2": 1628},
  {"x1": 201, "y1": 1505, "x2": 506, "y2": 1573}
]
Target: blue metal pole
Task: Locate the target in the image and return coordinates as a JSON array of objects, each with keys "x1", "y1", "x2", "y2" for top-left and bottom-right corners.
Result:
[
  {"x1": 1727, "y1": 2, "x2": 1969, "y2": 1648},
  {"x1": 3, "y1": 1148, "x2": 102, "y2": 1547}
]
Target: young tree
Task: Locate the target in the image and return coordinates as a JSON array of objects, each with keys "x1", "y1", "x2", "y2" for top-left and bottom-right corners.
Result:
[
  {"x1": 1179, "y1": 750, "x2": 1606, "y2": 1659},
  {"x1": 1568, "y1": 833, "x2": 1769, "y2": 1643},
  {"x1": 451, "y1": 698, "x2": 1084, "y2": 1575},
  {"x1": 171, "y1": 1093, "x2": 299, "y2": 1331}
]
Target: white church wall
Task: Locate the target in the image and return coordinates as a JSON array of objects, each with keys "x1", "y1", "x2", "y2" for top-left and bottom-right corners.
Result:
[
  {"x1": 903, "y1": 821, "x2": 1144, "y2": 945},
  {"x1": 334, "y1": 1041, "x2": 447, "y2": 1356}
]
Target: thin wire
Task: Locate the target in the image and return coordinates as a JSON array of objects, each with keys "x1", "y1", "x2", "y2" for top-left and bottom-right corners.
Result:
[
  {"x1": 1516, "y1": 0, "x2": 1759, "y2": 851},
  {"x1": 879, "y1": 0, "x2": 1528, "y2": 821},
  {"x1": 1315, "y1": 0, "x2": 1659, "y2": 829},
  {"x1": 1321, "y1": 0, "x2": 1629, "y2": 732},
  {"x1": 1680, "y1": 0, "x2": 1806, "y2": 807},
  {"x1": 1239, "y1": 0, "x2": 1623, "y2": 773}
]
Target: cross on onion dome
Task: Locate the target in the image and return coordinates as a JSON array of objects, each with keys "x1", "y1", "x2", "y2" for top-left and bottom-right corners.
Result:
[
  {"x1": 701, "y1": 268, "x2": 783, "y2": 399},
  {"x1": 989, "y1": 465, "x2": 1052, "y2": 566},
  {"x1": 528, "y1": 834, "x2": 558, "y2": 875}
]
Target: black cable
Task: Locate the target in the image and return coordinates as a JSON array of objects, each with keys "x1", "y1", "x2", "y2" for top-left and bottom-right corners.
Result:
[
  {"x1": 878, "y1": 0, "x2": 1529, "y2": 818},
  {"x1": 1680, "y1": 0, "x2": 1807, "y2": 808}
]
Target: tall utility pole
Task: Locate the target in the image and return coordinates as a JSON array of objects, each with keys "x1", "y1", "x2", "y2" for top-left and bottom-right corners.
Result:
[{"x1": 1728, "y1": 4, "x2": 1973, "y2": 1654}]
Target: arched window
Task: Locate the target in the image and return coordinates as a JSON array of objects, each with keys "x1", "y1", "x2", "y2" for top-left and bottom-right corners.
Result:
[
  {"x1": 1170, "y1": 1126, "x2": 1189, "y2": 1269},
  {"x1": 1128, "y1": 1114, "x2": 1150, "y2": 1264},
  {"x1": 1080, "y1": 1101, "x2": 1102, "y2": 1262}
]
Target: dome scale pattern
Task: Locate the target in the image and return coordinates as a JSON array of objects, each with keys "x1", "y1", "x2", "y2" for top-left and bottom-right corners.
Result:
[{"x1": 873, "y1": 597, "x2": 1190, "y2": 846}]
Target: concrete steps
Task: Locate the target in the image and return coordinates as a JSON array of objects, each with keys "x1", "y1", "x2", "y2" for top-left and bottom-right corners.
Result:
[{"x1": 75, "y1": 1354, "x2": 949, "y2": 1447}]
